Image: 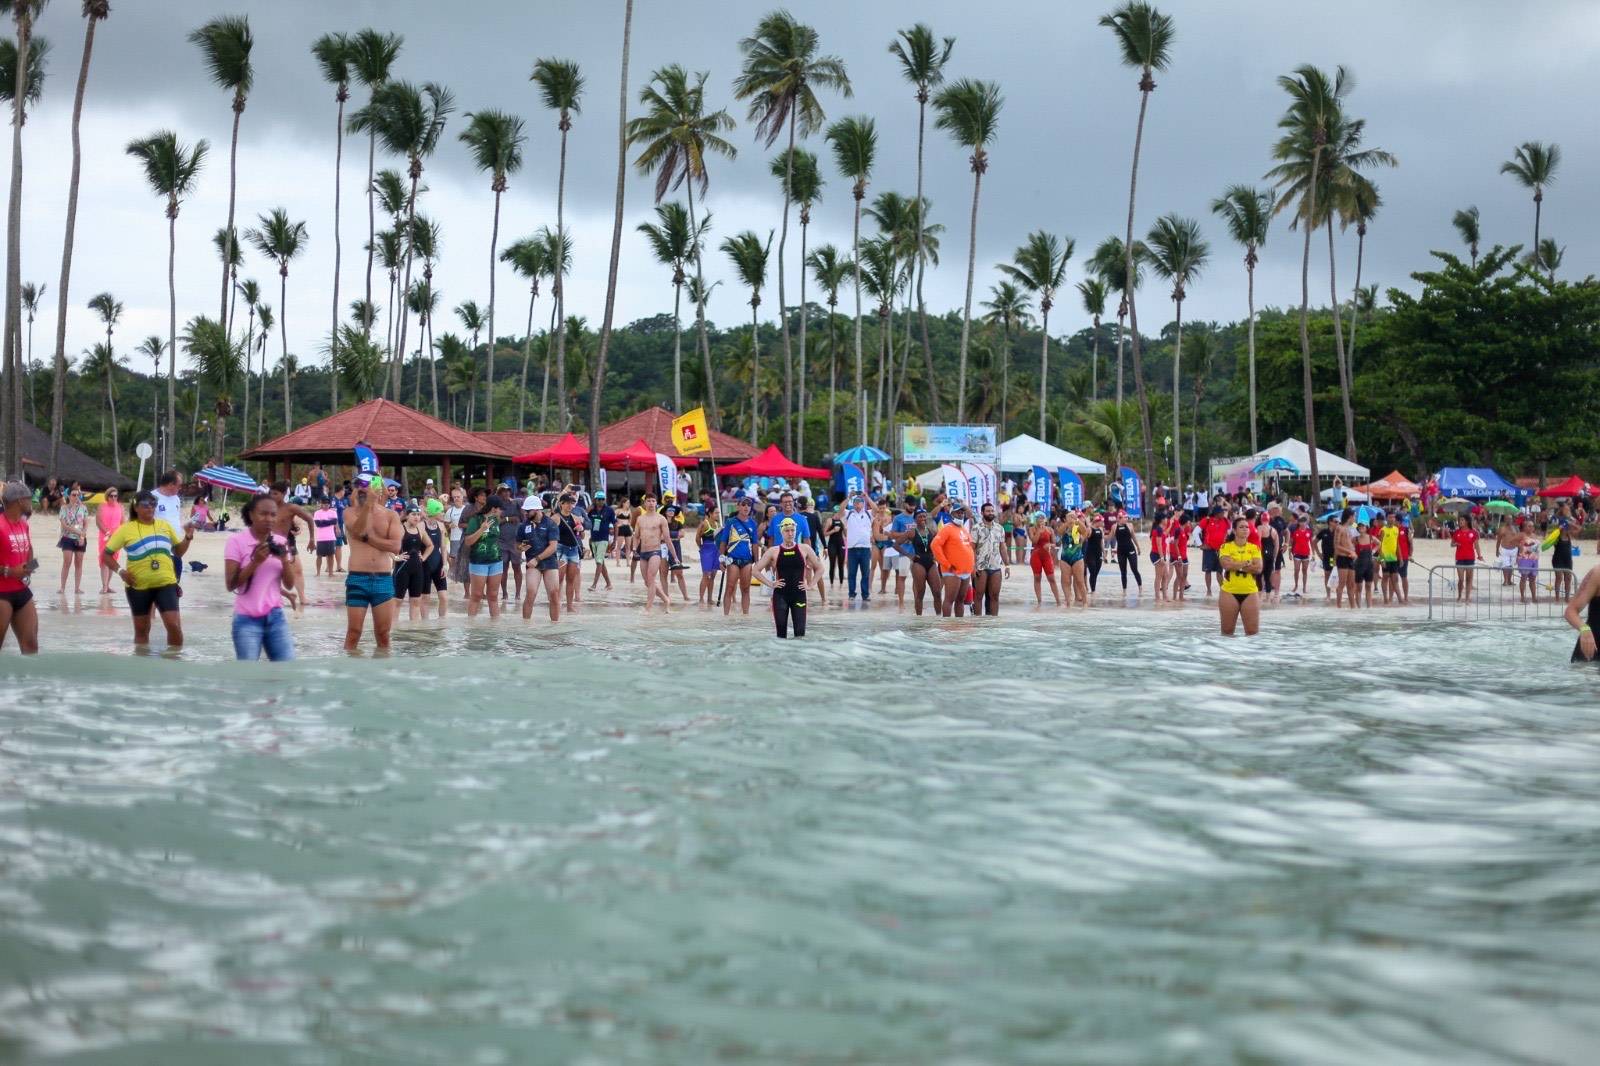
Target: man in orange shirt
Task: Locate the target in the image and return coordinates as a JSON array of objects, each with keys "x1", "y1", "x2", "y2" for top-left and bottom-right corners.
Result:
[{"x1": 931, "y1": 502, "x2": 976, "y2": 618}]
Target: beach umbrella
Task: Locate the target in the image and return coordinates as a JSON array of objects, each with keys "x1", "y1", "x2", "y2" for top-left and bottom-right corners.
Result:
[
  {"x1": 1484, "y1": 499, "x2": 1519, "y2": 514},
  {"x1": 1252, "y1": 456, "x2": 1300, "y2": 475},
  {"x1": 1436, "y1": 497, "x2": 1472, "y2": 513},
  {"x1": 836, "y1": 444, "x2": 891, "y2": 465},
  {"x1": 196, "y1": 465, "x2": 265, "y2": 493}
]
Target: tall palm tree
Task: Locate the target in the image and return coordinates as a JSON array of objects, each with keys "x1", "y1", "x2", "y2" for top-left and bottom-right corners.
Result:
[
  {"x1": 807, "y1": 243, "x2": 850, "y2": 456},
  {"x1": 932, "y1": 77, "x2": 1002, "y2": 424},
  {"x1": 372, "y1": 225, "x2": 402, "y2": 367},
  {"x1": 371, "y1": 169, "x2": 408, "y2": 361},
  {"x1": 18, "y1": 279, "x2": 40, "y2": 421},
  {"x1": 311, "y1": 31, "x2": 353, "y2": 412},
  {"x1": 638, "y1": 202, "x2": 706, "y2": 414},
  {"x1": 436, "y1": 333, "x2": 471, "y2": 424},
  {"x1": 534, "y1": 225, "x2": 570, "y2": 431},
  {"x1": 890, "y1": 23, "x2": 954, "y2": 422},
  {"x1": 734, "y1": 11, "x2": 851, "y2": 455},
  {"x1": 349, "y1": 80, "x2": 454, "y2": 396},
  {"x1": 1451, "y1": 205, "x2": 1481, "y2": 268},
  {"x1": 1345, "y1": 282, "x2": 1378, "y2": 401},
  {"x1": 771, "y1": 147, "x2": 822, "y2": 458},
  {"x1": 626, "y1": 63, "x2": 737, "y2": 431},
  {"x1": 212, "y1": 226, "x2": 241, "y2": 337},
  {"x1": 134, "y1": 334, "x2": 163, "y2": 449},
  {"x1": 530, "y1": 57, "x2": 584, "y2": 433},
  {"x1": 252, "y1": 303, "x2": 271, "y2": 441},
  {"x1": 236, "y1": 277, "x2": 259, "y2": 445},
  {"x1": 81, "y1": 341, "x2": 122, "y2": 469},
  {"x1": 824, "y1": 115, "x2": 875, "y2": 443},
  {"x1": 722, "y1": 230, "x2": 772, "y2": 443},
  {"x1": 126, "y1": 130, "x2": 206, "y2": 466},
  {"x1": 459, "y1": 108, "x2": 526, "y2": 430},
  {"x1": 686, "y1": 275, "x2": 720, "y2": 412},
  {"x1": 1338, "y1": 177, "x2": 1381, "y2": 380},
  {"x1": 245, "y1": 208, "x2": 308, "y2": 433},
  {"x1": 982, "y1": 279, "x2": 1032, "y2": 440},
  {"x1": 1145, "y1": 213, "x2": 1208, "y2": 484},
  {"x1": 455, "y1": 299, "x2": 483, "y2": 354},
  {"x1": 1210, "y1": 183, "x2": 1273, "y2": 454},
  {"x1": 0, "y1": 0, "x2": 43, "y2": 476},
  {"x1": 998, "y1": 231, "x2": 1073, "y2": 439},
  {"x1": 1069, "y1": 399, "x2": 1140, "y2": 497},
  {"x1": 405, "y1": 279, "x2": 440, "y2": 410},
  {"x1": 182, "y1": 315, "x2": 243, "y2": 464},
  {"x1": 1185, "y1": 328, "x2": 1216, "y2": 484},
  {"x1": 1532, "y1": 237, "x2": 1564, "y2": 281},
  {"x1": 188, "y1": 15, "x2": 252, "y2": 323},
  {"x1": 1500, "y1": 140, "x2": 1560, "y2": 253},
  {"x1": 1075, "y1": 276, "x2": 1106, "y2": 402},
  {"x1": 1100, "y1": 0, "x2": 1174, "y2": 504},
  {"x1": 864, "y1": 192, "x2": 913, "y2": 438},
  {"x1": 87, "y1": 291, "x2": 120, "y2": 467},
  {"x1": 48, "y1": 0, "x2": 110, "y2": 478},
  {"x1": 347, "y1": 29, "x2": 401, "y2": 339},
  {"x1": 1088, "y1": 235, "x2": 1146, "y2": 410},
  {"x1": 329, "y1": 325, "x2": 384, "y2": 403},
  {"x1": 500, "y1": 235, "x2": 549, "y2": 430}
]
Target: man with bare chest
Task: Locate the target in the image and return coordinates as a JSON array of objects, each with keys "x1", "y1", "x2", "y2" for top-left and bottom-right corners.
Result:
[
  {"x1": 342, "y1": 475, "x2": 404, "y2": 651},
  {"x1": 632, "y1": 494, "x2": 672, "y2": 613}
]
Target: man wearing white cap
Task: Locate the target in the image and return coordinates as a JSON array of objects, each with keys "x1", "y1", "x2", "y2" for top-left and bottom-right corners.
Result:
[{"x1": 516, "y1": 494, "x2": 562, "y2": 622}]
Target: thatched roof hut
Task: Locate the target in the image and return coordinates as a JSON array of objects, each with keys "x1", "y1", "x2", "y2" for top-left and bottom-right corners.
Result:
[{"x1": 20, "y1": 420, "x2": 135, "y2": 491}]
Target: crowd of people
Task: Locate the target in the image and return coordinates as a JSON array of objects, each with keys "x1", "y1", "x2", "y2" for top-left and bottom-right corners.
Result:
[{"x1": 1, "y1": 464, "x2": 1595, "y2": 660}]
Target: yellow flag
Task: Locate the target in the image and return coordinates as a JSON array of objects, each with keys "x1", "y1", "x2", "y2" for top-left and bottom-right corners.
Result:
[{"x1": 671, "y1": 407, "x2": 712, "y2": 456}]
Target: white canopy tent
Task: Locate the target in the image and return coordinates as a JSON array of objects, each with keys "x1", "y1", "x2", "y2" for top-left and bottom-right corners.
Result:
[
  {"x1": 1237, "y1": 438, "x2": 1369, "y2": 481},
  {"x1": 995, "y1": 434, "x2": 1107, "y2": 475}
]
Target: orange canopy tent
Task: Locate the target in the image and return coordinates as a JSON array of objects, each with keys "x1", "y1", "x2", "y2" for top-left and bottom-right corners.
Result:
[
  {"x1": 511, "y1": 431, "x2": 591, "y2": 467},
  {"x1": 1359, "y1": 470, "x2": 1422, "y2": 499}
]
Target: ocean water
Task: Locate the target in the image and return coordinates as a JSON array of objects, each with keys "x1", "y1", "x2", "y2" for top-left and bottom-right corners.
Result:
[{"x1": 2, "y1": 592, "x2": 1599, "y2": 1064}]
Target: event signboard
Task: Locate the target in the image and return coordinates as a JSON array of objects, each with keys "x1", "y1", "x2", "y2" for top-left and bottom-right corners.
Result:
[{"x1": 900, "y1": 424, "x2": 998, "y2": 464}]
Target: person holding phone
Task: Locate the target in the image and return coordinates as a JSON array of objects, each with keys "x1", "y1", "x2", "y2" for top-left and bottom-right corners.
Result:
[{"x1": 224, "y1": 493, "x2": 295, "y2": 660}]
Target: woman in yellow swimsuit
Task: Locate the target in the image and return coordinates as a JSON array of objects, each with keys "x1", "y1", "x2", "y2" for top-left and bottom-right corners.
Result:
[{"x1": 1217, "y1": 515, "x2": 1263, "y2": 637}]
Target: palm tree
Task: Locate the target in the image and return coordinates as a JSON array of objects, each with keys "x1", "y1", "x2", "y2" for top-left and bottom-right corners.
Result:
[
  {"x1": 1075, "y1": 277, "x2": 1106, "y2": 402},
  {"x1": 405, "y1": 279, "x2": 440, "y2": 410},
  {"x1": 722, "y1": 230, "x2": 772, "y2": 443},
  {"x1": 1145, "y1": 213, "x2": 1208, "y2": 484},
  {"x1": 0, "y1": 1, "x2": 43, "y2": 476},
  {"x1": 252, "y1": 303, "x2": 271, "y2": 441},
  {"x1": 134, "y1": 335, "x2": 163, "y2": 449},
  {"x1": 999, "y1": 231, "x2": 1074, "y2": 439},
  {"x1": 87, "y1": 291, "x2": 121, "y2": 466},
  {"x1": 1185, "y1": 328, "x2": 1216, "y2": 484},
  {"x1": 436, "y1": 333, "x2": 471, "y2": 424},
  {"x1": 771, "y1": 147, "x2": 823, "y2": 459},
  {"x1": 311, "y1": 31, "x2": 353, "y2": 411},
  {"x1": 1100, "y1": 0, "x2": 1174, "y2": 505},
  {"x1": 1531, "y1": 237, "x2": 1564, "y2": 281},
  {"x1": 734, "y1": 11, "x2": 851, "y2": 454},
  {"x1": 586, "y1": 2, "x2": 634, "y2": 487},
  {"x1": 349, "y1": 80, "x2": 454, "y2": 395},
  {"x1": 626, "y1": 63, "x2": 737, "y2": 431},
  {"x1": 455, "y1": 299, "x2": 483, "y2": 355},
  {"x1": 1210, "y1": 184, "x2": 1273, "y2": 454},
  {"x1": 81, "y1": 341, "x2": 122, "y2": 469},
  {"x1": 18, "y1": 279, "x2": 40, "y2": 421},
  {"x1": 1501, "y1": 141, "x2": 1560, "y2": 253},
  {"x1": 1069, "y1": 399, "x2": 1140, "y2": 497},
  {"x1": 48, "y1": 0, "x2": 110, "y2": 478},
  {"x1": 372, "y1": 225, "x2": 402, "y2": 366},
  {"x1": 212, "y1": 226, "x2": 240, "y2": 336},
  {"x1": 857, "y1": 236, "x2": 907, "y2": 446},
  {"x1": 1452, "y1": 206, "x2": 1482, "y2": 268},
  {"x1": 409, "y1": 213, "x2": 444, "y2": 409},
  {"x1": 638, "y1": 202, "x2": 706, "y2": 414},
  {"x1": 824, "y1": 115, "x2": 875, "y2": 442},
  {"x1": 890, "y1": 23, "x2": 954, "y2": 422},
  {"x1": 807, "y1": 243, "x2": 850, "y2": 455},
  {"x1": 1088, "y1": 235, "x2": 1146, "y2": 409},
  {"x1": 245, "y1": 208, "x2": 308, "y2": 433},
  {"x1": 500, "y1": 235, "x2": 549, "y2": 430},
  {"x1": 347, "y1": 29, "x2": 402, "y2": 338},
  {"x1": 459, "y1": 107, "x2": 526, "y2": 430},
  {"x1": 1338, "y1": 177, "x2": 1381, "y2": 381},
  {"x1": 236, "y1": 278, "x2": 259, "y2": 444},
  {"x1": 535, "y1": 226, "x2": 571, "y2": 431},
  {"x1": 328, "y1": 325, "x2": 385, "y2": 403},
  {"x1": 686, "y1": 274, "x2": 720, "y2": 412},
  {"x1": 530, "y1": 57, "x2": 584, "y2": 433},
  {"x1": 126, "y1": 130, "x2": 207, "y2": 466},
  {"x1": 188, "y1": 15, "x2": 252, "y2": 323},
  {"x1": 982, "y1": 279, "x2": 1032, "y2": 439},
  {"x1": 932, "y1": 78, "x2": 1002, "y2": 424},
  {"x1": 1345, "y1": 283, "x2": 1378, "y2": 400},
  {"x1": 182, "y1": 315, "x2": 243, "y2": 464}
]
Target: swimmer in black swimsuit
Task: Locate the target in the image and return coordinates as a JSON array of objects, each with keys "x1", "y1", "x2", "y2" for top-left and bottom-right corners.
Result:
[
  {"x1": 756, "y1": 517, "x2": 823, "y2": 638},
  {"x1": 1564, "y1": 565, "x2": 1600, "y2": 662}
]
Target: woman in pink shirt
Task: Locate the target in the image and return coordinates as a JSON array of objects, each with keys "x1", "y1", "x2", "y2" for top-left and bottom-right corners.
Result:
[
  {"x1": 95, "y1": 488, "x2": 125, "y2": 594},
  {"x1": 223, "y1": 494, "x2": 295, "y2": 661}
]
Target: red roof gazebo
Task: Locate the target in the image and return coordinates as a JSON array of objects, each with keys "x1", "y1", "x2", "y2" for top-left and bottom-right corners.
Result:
[{"x1": 243, "y1": 399, "x2": 514, "y2": 486}]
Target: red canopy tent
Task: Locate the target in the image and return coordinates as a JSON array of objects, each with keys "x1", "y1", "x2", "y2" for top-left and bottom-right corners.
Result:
[
  {"x1": 1537, "y1": 475, "x2": 1591, "y2": 498},
  {"x1": 512, "y1": 432, "x2": 591, "y2": 467},
  {"x1": 717, "y1": 444, "x2": 830, "y2": 479},
  {"x1": 599, "y1": 437, "x2": 696, "y2": 470}
]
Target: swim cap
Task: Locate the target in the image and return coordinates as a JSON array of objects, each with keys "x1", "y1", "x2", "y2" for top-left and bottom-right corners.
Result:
[
  {"x1": 426, "y1": 498, "x2": 444, "y2": 516},
  {"x1": 779, "y1": 517, "x2": 797, "y2": 531}
]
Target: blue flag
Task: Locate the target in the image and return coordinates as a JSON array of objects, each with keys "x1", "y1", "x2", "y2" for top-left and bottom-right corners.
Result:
[
  {"x1": 1119, "y1": 466, "x2": 1144, "y2": 518},
  {"x1": 1057, "y1": 468, "x2": 1085, "y2": 509},
  {"x1": 1030, "y1": 466, "x2": 1051, "y2": 509},
  {"x1": 835, "y1": 462, "x2": 865, "y2": 497}
]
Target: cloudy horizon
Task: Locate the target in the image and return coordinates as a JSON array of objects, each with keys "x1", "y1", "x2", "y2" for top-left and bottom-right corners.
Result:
[{"x1": 9, "y1": 0, "x2": 1598, "y2": 383}]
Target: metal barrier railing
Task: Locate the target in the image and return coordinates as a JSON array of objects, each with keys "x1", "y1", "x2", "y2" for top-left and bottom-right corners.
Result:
[{"x1": 1424, "y1": 564, "x2": 1574, "y2": 621}]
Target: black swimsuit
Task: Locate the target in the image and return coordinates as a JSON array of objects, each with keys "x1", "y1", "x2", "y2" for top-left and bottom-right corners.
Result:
[
  {"x1": 773, "y1": 544, "x2": 808, "y2": 638},
  {"x1": 1573, "y1": 594, "x2": 1600, "y2": 662}
]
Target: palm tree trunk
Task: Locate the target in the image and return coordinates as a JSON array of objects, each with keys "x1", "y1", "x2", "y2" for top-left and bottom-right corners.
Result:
[
  {"x1": 797, "y1": 213, "x2": 809, "y2": 461},
  {"x1": 364, "y1": 130, "x2": 376, "y2": 337},
  {"x1": 585, "y1": 0, "x2": 632, "y2": 493},
  {"x1": 1123, "y1": 83, "x2": 1157, "y2": 509},
  {"x1": 999, "y1": 324, "x2": 1008, "y2": 442},
  {"x1": 106, "y1": 365, "x2": 119, "y2": 472},
  {"x1": 394, "y1": 168, "x2": 420, "y2": 396},
  {"x1": 485, "y1": 185, "x2": 503, "y2": 430},
  {"x1": 827, "y1": 307, "x2": 837, "y2": 455},
  {"x1": 427, "y1": 300, "x2": 439, "y2": 415},
  {"x1": 1327, "y1": 224, "x2": 1355, "y2": 462},
  {"x1": 1171, "y1": 299, "x2": 1183, "y2": 485},
  {"x1": 518, "y1": 284, "x2": 536, "y2": 429},
  {"x1": 1089, "y1": 318, "x2": 1099, "y2": 401},
  {"x1": 553, "y1": 123, "x2": 570, "y2": 432},
  {"x1": 221, "y1": 103, "x2": 241, "y2": 321},
  {"x1": 671, "y1": 279, "x2": 683, "y2": 413},
  {"x1": 913, "y1": 91, "x2": 940, "y2": 421},
  {"x1": 1115, "y1": 307, "x2": 1125, "y2": 407},
  {"x1": 1297, "y1": 147, "x2": 1323, "y2": 499},
  {"x1": 0, "y1": 8, "x2": 28, "y2": 477},
  {"x1": 1038, "y1": 307, "x2": 1051, "y2": 438},
  {"x1": 955, "y1": 168, "x2": 982, "y2": 423},
  {"x1": 383, "y1": 270, "x2": 396, "y2": 378},
  {"x1": 1533, "y1": 192, "x2": 1541, "y2": 253},
  {"x1": 750, "y1": 302, "x2": 761, "y2": 444},
  {"x1": 874, "y1": 307, "x2": 889, "y2": 445},
  {"x1": 242, "y1": 307, "x2": 254, "y2": 449},
  {"x1": 851, "y1": 193, "x2": 865, "y2": 445},
  {"x1": 1346, "y1": 232, "x2": 1367, "y2": 391},
  {"x1": 686, "y1": 180, "x2": 717, "y2": 430},
  {"x1": 50, "y1": 10, "x2": 98, "y2": 478},
  {"x1": 777, "y1": 111, "x2": 796, "y2": 455},
  {"x1": 167, "y1": 211, "x2": 177, "y2": 466},
  {"x1": 24, "y1": 313, "x2": 33, "y2": 424},
  {"x1": 540, "y1": 297, "x2": 556, "y2": 431},
  {"x1": 1246, "y1": 255, "x2": 1258, "y2": 455},
  {"x1": 280, "y1": 270, "x2": 292, "y2": 431},
  {"x1": 330, "y1": 89, "x2": 345, "y2": 412}
]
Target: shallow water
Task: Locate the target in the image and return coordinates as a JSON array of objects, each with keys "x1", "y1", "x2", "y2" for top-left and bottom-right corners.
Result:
[{"x1": 3, "y1": 583, "x2": 1599, "y2": 1064}]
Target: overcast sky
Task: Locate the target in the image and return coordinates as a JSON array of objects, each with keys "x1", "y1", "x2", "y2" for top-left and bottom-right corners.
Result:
[{"x1": 14, "y1": 0, "x2": 1599, "y2": 378}]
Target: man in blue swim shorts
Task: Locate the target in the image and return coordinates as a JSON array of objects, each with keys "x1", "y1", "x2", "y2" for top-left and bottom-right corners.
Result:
[{"x1": 342, "y1": 475, "x2": 403, "y2": 652}]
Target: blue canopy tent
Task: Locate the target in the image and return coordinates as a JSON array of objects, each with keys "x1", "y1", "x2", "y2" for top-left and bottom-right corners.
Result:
[{"x1": 1433, "y1": 467, "x2": 1519, "y2": 499}]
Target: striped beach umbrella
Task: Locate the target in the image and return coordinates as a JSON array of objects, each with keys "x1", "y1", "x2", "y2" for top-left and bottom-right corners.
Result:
[
  {"x1": 196, "y1": 465, "x2": 265, "y2": 493},
  {"x1": 836, "y1": 444, "x2": 891, "y2": 464}
]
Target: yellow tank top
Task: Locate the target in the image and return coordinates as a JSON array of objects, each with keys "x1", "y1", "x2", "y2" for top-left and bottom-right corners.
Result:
[{"x1": 1218, "y1": 540, "x2": 1261, "y2": 595}]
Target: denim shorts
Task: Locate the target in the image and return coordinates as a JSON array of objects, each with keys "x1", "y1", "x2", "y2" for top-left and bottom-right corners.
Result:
[
  {"x1": 556, "y1": 544, "x2": 581, "y2": 566},
  {"x1": 469, "y1": 560, "x2": 505, "y2": 578},
  {"x1": 345, "y1": 571, "x2": 395, "y2": 608},
  {"x1": 232, "y1": 607, "x2": 294, "y2": 661}
]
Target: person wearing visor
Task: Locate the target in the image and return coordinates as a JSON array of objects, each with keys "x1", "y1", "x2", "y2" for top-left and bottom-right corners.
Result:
[{"x1": 756, "y1": 516, "x2": 823, "y2": 638}]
